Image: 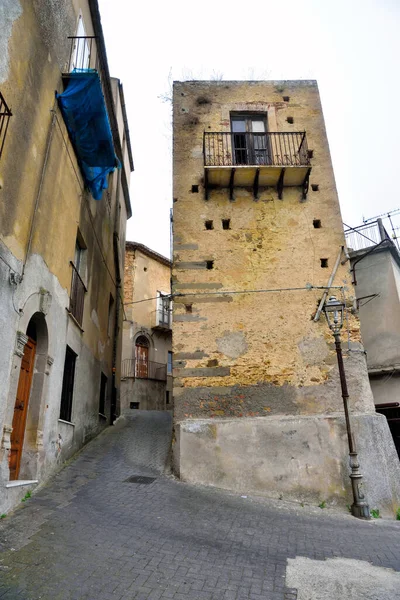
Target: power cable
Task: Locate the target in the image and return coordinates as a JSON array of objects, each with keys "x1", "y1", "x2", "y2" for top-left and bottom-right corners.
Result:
[{"x1": 123, "y1": 284, "x2": 345, "y2": 306}]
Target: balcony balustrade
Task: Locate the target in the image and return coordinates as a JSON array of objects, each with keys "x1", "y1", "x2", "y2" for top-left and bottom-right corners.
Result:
[
  {"x1": 203, "y1": 131, "x2": 311, "y2": 200},
  {"x1": 121, "y1": 359, "x2": 167, "y2": 382}
]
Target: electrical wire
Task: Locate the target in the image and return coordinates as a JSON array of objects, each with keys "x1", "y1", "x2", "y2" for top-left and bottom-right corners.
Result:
[{"x1": 123, "y1": 284, "x2": 344, "y2": 306}]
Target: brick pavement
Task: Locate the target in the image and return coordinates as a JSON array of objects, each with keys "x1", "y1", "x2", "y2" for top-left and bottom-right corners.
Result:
[{"x1": 0, "y1": 411, "x2": 399, "y2": 600}]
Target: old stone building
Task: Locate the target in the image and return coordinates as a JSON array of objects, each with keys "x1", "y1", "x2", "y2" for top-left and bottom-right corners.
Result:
[
  {"x1": 121, "y1": 242, "x2": 172, "y2": 412},
  {"x1": 172, "y1": 80, "x2": 400, "y2": 514},
  {"x1": 0, "y1": 0, "x2": 133, "y2": 513}
]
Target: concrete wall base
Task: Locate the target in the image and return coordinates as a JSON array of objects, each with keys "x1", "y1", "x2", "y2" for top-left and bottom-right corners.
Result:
[{"x1": 173, "y1": 413, "x2": 400, "y2": 516}]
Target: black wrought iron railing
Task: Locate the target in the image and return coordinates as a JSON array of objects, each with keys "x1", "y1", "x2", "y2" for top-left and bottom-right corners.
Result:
[
  {"x1": 0, "y1": 92, "x2": 12, "y2": 160},
  {"x1": 121, "y1": 359, "x2": 167, "y2": 382},
  {"x1": 69, "y1": 262, "x2": 86, "y2": 326},
  {"x1": 204, "y1": 131, "x2": 310, "y2": 167},
  {"x1": 67, "y1": 36, "x2": 100, "y2": 73}
]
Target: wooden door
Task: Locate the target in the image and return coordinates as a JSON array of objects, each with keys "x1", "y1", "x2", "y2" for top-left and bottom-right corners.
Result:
[
  {"x1": 9, "y1": 338, "x2": 36, "y2": 480},
  {"x1": 135, "y1": 344, "x2": 149, "y2": 379}
]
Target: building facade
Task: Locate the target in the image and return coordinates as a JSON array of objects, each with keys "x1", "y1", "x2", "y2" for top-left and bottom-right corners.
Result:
[
  {"x1": 0, "y1": 0, "x2": 133, "y2": 513},
  {"x1": 122, "y1": 243, "x2": 172, "y2": 412},
  {"x1": 172, "y1": 80, "x2": 400, "y2": 514},
  {"x1": 345, "y1": 219, "x2": 400, "y2": 458}
]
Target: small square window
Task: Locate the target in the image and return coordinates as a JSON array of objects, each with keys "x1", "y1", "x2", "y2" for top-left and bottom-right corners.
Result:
[
  {"x1": 222, "y1": 219, "x2": 231, "y2": 230},
  {"x1": 185, "y1": 304, "x2": 192, "y2": 313},
  {"x1": 320, "y1": 258, "x2": 328, "y2": 268},
  {"x1": 192, "y1": 185, "x2": 199, "y2": 193},
  {"x1": 205, "y1": 220, "x2": 213, "y2": 230},
  {"x1": 206, "y1": 260, "x2": 214, "y2": 270},
  {"x1": 313, "y1": 219, "x2": 321, "y2": 229},
  {"x1": 311, "y1": 184, "x2": 319, "y2": 192},
  {"x1": 287, "y1": 116, "x2": 294, "y2": 124}
]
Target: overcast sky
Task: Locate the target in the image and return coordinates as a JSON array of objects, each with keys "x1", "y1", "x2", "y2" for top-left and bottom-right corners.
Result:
[{"x1": 99, "y1": 0, "x2": 400, "y2": 259}]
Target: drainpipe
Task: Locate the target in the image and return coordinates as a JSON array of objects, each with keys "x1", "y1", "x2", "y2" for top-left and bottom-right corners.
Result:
[{"x1": 111, "y1": 171, "x2": 122, "y2": 423}]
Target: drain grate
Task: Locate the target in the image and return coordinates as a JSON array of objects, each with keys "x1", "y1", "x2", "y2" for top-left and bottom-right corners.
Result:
[{"x1": 124, "y1": 475, "x2": 156, "y2": 484}]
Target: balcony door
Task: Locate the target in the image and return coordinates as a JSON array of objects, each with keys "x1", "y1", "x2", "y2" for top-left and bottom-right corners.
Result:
[
  {"x1": 135, "y1": 336, "x2": 149, "y2": 379},
  {"x1": 231, "y1": 115, "x2": 269, "y2": 166}
]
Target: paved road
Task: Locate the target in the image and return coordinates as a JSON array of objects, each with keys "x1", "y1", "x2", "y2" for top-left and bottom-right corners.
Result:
[{"x1": 0, "y1": 411, "x2": 399, "y2": 600}]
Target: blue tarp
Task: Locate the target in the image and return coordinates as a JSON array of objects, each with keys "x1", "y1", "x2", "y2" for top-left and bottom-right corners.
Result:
[{"x1": 57, "y1": 71, "x2": 119, "y2": 200}]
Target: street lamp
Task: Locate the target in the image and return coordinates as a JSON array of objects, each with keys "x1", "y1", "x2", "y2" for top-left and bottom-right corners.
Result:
[{"x1": 323, "y1": 295, "x2": 370, "y2": 520}]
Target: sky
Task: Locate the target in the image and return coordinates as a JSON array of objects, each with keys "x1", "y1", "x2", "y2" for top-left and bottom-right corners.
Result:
[{"x1": 99, "y1": 0, "x2": 400, "y2": 259}]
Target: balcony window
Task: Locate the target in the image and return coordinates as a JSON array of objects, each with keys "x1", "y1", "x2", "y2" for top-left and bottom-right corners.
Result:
[
  {"x1": 135, "y1": 336, "x2": 149, "y2": 378},
  {"x1": 231, "y1": 115, "x2": 270, "y2": 166},
  {"x1": 69, "y1": 240, "x2": 87, "y2": 327},
  {"x1": 0, "y1": 92, "x2": 12, "y2": 161}
]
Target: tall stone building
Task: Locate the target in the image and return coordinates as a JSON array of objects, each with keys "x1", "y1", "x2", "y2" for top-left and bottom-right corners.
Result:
[
  {"x1": 172, "y1": 80, "x2": 400, "y2": 514},
  {"x1": 121, "y1": 242, "x2": 172, "y2": 412},
  {"x1": 0, "y1": 0, "x2": 133, "y2": 513}
]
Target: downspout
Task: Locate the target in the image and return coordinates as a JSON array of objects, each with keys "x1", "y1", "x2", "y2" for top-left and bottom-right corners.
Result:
[{"x1": 111, "y1": 172, "x2": 122, "y2": 423}]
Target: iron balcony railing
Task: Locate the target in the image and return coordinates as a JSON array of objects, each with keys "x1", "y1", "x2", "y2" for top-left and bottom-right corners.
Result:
[
  {"x1": 67, "y1": 36, "x2": 100, "y2": 73},
  {"x1": 0, "y1": 92, "x2": 12, "y2": 160},
  {"x1": 204, "y1": 131, "x2": 310, "y2": 167},
  {"x1": 344, "y1": 220, "x2": 391, "y2": 252},
  {"x1": 69, "y1": 261, "x2": 86, "y2": 326},
  {"x1": 121, "y1": 359, "x2": 167, "y2": 382}
]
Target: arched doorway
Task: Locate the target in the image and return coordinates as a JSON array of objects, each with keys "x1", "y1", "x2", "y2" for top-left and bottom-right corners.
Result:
[
  {"x1": 9, "y1": 313, "x2": 48, "y2": 480},
  {"x1": 135, "y1": 335, "x2": 149, "y2": 378}
]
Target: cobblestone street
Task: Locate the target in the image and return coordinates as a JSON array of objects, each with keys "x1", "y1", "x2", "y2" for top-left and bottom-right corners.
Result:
[{"x1": 0, "y1": 412, "x2": 399, "y2": 600}]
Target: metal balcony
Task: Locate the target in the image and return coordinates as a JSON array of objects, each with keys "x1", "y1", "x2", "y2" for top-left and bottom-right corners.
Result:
[
  {"x1": 121, "y1": 359, "x2": 167, "y2": 382},
  {"x1": 203, "y1": 131, "x2": 311, "y2": 200}
]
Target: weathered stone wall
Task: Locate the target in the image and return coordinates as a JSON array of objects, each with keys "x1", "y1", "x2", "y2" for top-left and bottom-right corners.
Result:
[
  {"x1": 172, "y1": 80, "x2": 369, "y2": 415},
  {"x1": 172, "y1": 80, "x2": 400, "y2": 512}
]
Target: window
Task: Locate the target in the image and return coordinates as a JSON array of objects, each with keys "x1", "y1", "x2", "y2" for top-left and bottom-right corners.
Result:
[
  {"x1": 60, "y1": 346, "x2": 77, "y2": 422},
  {"x1": 99, "y1": 373, "x2": 107, "y2": 417},
  {"x1": 69, "y1": 236, "x2": 87, "y2": 326},
  {"x1": 167, "y1": 351, "x2": 173, "y2": 375},
  {"x1": 135, "y1": 336, "x2": 149, "y2": 378},
  {"x1": 108, "y1": 294, "x2": 114, "y2": 338},
  {"x1": 0, "y1": 92, "x2": 12, "y2": 161},
  {"x1": 222, "y1": 219, "x2": 231, "y2": 230},
  {"x1": 156, "y1": 291, "x2": 171, "y2": 328},
  {"x1": 231, "y1": 114, "x2": 270, "y2": 166}
]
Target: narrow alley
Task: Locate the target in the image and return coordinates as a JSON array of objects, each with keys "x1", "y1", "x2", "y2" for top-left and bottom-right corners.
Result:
[{"x1": 0, "y1": 412, "x2": 399, "y2": 600}]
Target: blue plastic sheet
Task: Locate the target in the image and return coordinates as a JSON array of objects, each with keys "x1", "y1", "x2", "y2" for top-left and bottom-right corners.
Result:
[{"x1": 57, "y1": 71, "x2": 119, "y2": 200}]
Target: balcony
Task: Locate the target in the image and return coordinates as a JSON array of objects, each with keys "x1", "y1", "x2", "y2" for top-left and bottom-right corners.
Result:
[
  {"x1": 344, "y1": 220, "x2": 392, "y2": 252},
  {"x1": 0, "y1": 92, "x2": 12, "y2": 161},
  {"x1": 203, "y1": 131, "x2": 311, "y2": 200},
  {"x1": 121, "y1": 359, "x2": 167, "y2": 382},
  {"x1": 57, "y1": 36, "x2": 119, "y2": 200}
]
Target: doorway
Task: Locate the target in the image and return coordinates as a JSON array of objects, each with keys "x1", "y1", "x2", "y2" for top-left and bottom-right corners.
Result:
[
  {"x1": 135, "y1": 336, "x2": 149, "y2": 378},
  {"x1": 9, "y1": 337, "x2": 36, "y2": 480},
  {"x1": 231, "y1": 114, "x2": 269, "y2": 165}
]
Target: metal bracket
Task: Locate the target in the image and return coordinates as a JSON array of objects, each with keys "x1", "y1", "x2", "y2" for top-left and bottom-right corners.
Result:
[
  {"x1": 253, "y1": 168, "x2": 260, "y2": 200},
  {"x1": 229, "y1": 168, "x2": 235, "y2": 201},
  {"x1": 204, "y1": 169, "x2": 209, "y2": 201},
  {"x1": 277, "y1": 168, "x2": 285, "y2": 199},
  {"x1": 302, "y1": 167, "x2": 312, "y2": 200}
]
